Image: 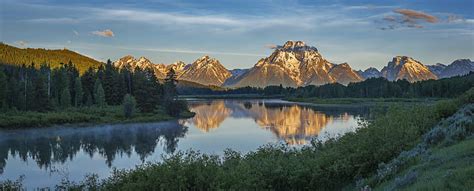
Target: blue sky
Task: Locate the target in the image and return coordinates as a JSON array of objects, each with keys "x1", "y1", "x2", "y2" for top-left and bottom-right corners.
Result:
[{"x1": 1, "y1": 0, "x2": 473, "y2": 70}]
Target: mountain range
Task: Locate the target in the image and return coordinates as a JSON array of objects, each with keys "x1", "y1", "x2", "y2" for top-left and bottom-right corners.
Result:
[
  {"x1": 1, "y1": 41, "x2": 472, "y2": 88},
  {"x1": 113, "y1": 41, "x2": 473, "y2": 87}
]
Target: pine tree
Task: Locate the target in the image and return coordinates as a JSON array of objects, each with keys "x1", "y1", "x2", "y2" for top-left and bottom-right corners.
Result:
[
  {"x1": 33, "y1": 71, "x2": 52, "y2": 111},
  {"x1": 122, "y1": 94, "x2": 136, "y2": 118},
  {"x1": 0, "y1": 68, "x2": 7, "y2": 110},
  {"x1": 103, "y1": 59, "x2": 120, "y2": 105},
  {"x1": 60, "y1": 88, "x2": 71, "y2": 108},
  {"x1": 74, "y1": 78, "x2": 83, "y2": 107},
  {"x1": 94, "y1": 79, "x2": 106, "y2": 107},
  {"x1": 164, "y1": 68, "x2": 177, "y2": 100},
  {"x1": 7, "y1": 76, "x2": 21, "y2": 110}
]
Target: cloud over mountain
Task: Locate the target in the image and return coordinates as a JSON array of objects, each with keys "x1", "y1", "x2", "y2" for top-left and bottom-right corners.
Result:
[
  {"x1": 92, "y1": 29, "x2": 114, "y2": 37},
  {"x1": 379, "y1": 8, "x2": 439, "y2": 30},
  {"x1": 394, "y1": 9, "x2": 438, "y2": 23}
]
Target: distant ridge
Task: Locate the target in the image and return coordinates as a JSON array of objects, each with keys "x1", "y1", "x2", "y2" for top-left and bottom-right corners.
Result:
[
  {"x1": 0, "y1": 43, "x2": 103, "y2": 74},
  {"x1": 2, "y1": 43, "x2": 472, "y2": 87}
]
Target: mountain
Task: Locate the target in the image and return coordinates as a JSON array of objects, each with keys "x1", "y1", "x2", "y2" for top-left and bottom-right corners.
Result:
[
  {"x1": 175, "y1": 56, "x2": 231, "y2": 86},
  {"x1": 438, "y1": 59, "x2": 474, "y2": 78},
  {"x1": 381, "y1": 56, "x2": 437, "y2": 82},
  {"x1": 114, "y1": 56, "x2": 189, "y2": 79},
  {"x1": 357, "y1": 67, "x2": 382, "y2": 79},
  {"x1": 167, "y1": 61, "x2": 187, "y2": 76},
  {"x1": 223, "y1": 69, "x2": 250, "y2": 86},
  {"x1": 114, "y1": 55, "x2": 169, "y2": 78},
  {"x1": 114, "y1": 55, "x2": 232, "y2": 86},
  {"x1": 328, "y1": 63, "x2": 364, "y2": 85},
  {"x1": 228, "y1": 41, "x2": 363, "y2": 87},
  {"x1": 427, "y1": 63, "x2": 447, "y2": 76},
  {"x1": 0, "y1": 43, "x2": 102, "y2": 74}
]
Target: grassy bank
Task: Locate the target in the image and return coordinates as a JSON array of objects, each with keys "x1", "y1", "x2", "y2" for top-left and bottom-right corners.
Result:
[
  {"x1": 373, "y1": 138, "x2": 474, "y2": 190},
  {"x1": 0, "y1": 106, "x2": 195, "y2": 128},
  {"x1": 286, "y1": 97, "x2": 444, "y2": 105}
]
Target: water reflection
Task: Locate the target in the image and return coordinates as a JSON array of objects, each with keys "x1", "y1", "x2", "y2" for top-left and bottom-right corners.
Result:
[
  {"x1": 187, "y1": 100, "x2": 231, "y2": 132},
  {"x1": 0, "y1": 99, "x2": 370, "y2": 188},
  {"x1": 184, "y1": 100, "x2": 369, "y2": 145},
  {"x1": 0, "y1": 122, "x2": 187, "y2": 174}
]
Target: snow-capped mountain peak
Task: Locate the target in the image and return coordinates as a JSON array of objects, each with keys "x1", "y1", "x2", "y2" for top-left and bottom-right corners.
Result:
[
  {"x1": 381, "y1": 56, "x2": 437, "y2": 82},
  {"x1": 228, "y1": 41, "x2": 361, "y2": 87}
]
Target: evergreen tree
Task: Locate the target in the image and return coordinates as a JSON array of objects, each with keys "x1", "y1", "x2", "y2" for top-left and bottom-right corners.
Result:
[
  {"x1": 103, "y1": 59, "x2": 121, "y2": 105},
  {"x1": 122, "y1": 94, "x2": 136, "y2": 118},
  {"x1": 164, "y1": 68, "x2": 177, "y2": 101},
  {"x1": 74, "y1": 78, "x2": 83, "y2": 107},
  {"x1": 0, "y1": 68, "x2": 7, "y2": 109},
  {"x1": 94, "y1": 79, "x2": 106, "y2": 107},
  {"x1": 60, "y1": 88, "x2": 71, "y2": 108},
  {"x1": 7, "y1": 76, "x2": 20, "y2": 110},
  {"x1": 33, "y1": 70, "x2": 51, "y2": 111}
]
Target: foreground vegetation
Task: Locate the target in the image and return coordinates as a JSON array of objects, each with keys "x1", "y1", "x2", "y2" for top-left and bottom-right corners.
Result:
[
  {"x1": 373, "y1": 138, "x2": 474, "y2": 190},
  {"x1": 2, "y1": 88, "x2": 469, "y2": 190}
]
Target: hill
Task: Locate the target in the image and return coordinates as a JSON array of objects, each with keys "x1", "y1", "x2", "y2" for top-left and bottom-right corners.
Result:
[{"x1": 0, "y1": 43, "x2": 103, "y2": 74}]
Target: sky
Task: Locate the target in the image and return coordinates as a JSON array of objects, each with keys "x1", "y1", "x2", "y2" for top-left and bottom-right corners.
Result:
[{"x1": 1, "y1": 0, "x2": 473, "y2": 70}]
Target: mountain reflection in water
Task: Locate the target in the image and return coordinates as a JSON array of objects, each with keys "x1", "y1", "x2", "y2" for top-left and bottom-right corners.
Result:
[
  {"x1": 183, "y1": 100, "x2": 369, "y2": 145},
  {"x1": 0, "y1": 99, "x2": 369, "y2": 188}
]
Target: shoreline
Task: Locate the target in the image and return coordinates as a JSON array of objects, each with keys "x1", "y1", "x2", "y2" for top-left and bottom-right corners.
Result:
[{"x1": 0, "y1": 106, "x2": 195, "y2": 129}]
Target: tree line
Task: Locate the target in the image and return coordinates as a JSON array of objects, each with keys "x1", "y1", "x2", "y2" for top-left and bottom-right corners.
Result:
[
  {"x1": 285, "y1": 73, "x2": 474, "y2": 98},
  {"x1": 0, "y1": 60, "x2": 187, "y2": 116},
  {"x1": 180, "y1": 72, "x2": 474, "y2": 98}
]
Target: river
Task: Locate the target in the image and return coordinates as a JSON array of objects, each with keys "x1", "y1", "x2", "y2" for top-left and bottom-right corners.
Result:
[{"x1": 0, "y1": 99, "x2": 371, "y2": 188}]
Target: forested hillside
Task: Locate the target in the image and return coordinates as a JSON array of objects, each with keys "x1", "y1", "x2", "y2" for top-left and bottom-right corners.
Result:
[
  {"x1": 0, "y1": 43, "x2": 102, "y2": 74},
  {"x1": 0, "y1": 61, "x2": 191, "y2": 128}
]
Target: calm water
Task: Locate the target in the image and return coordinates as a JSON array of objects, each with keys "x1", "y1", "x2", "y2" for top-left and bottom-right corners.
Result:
[{"x1": 0, "y1": 99, "x2": 370, "y2": 188}]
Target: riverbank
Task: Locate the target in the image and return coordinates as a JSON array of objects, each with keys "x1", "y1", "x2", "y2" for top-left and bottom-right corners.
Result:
[
  {"x1": 285, "y1": 97, "x2": 444, "y2": 105},
  {"x1": 3, "y1": 88, "x2": 467, "y2": 190},
  {"x1": 0, "y1": 106, "x2": 195, "y2": 129},
  {"x1": 179, "y1": 94, "x2": 284, "y2": 100}
]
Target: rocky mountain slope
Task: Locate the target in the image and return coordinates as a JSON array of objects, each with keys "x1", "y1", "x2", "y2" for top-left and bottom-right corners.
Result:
[
  {"x1": 113, "y1": 43, "x2": 472, "y2": 88},
  {"x1": 357, "y1": 67, "x2": 382, "y2": 79},
  {"x1": 179, "y1": 56, "x2": 231, "y2": 86},
  {"x1": 114, "y1": 55, "x2": 231, "y2": 86},
  {"x1": 437, "y1": 59, "x2": 474, "y2": 78},
  {"x1": 427, "y1": 63, "x2": 447, "y2": 76},
  {"x1": 328, "y1": 63, "x2": 364, "y2": 85},
  {"x1": 381, "y1": 56, "x2": 437, "y2": 82},
  {"x1": 227, "y1": 41, "x2": 363, "y2": 87}
]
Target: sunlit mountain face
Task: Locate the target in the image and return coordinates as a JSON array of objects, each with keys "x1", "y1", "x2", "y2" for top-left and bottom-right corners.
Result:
[
  {"x1": 185, "y1": 100, "x2": 232, "y2": 132},
  {"x1": 184, "y1": 100, "x2": 366, "y2": 145}
]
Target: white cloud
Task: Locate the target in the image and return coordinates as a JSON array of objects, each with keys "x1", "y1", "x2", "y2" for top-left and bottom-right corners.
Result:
[
  {"x1": 26, "y1": 17, "x2": 80, "y2": 24},
  {"x1": 73, "y1": 30, "x2": 79, "y2": 36},
  {"x1": 16, "y1": 2, "x2": 373, "y2": 34},
  {"x1": 15, "y1": 40, "x2": 27, "y2": 46},
  {"x1": 92, "y1": 29, "x2": 114, "y2": 37}
]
